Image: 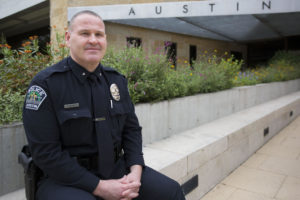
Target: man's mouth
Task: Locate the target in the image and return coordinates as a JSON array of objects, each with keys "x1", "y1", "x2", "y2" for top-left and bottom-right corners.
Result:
[
  {"x1": 86, "y1": 48, "x2": 100, "y2": 51},
  {"x1": 85, "y1": 45, "x2": 101, "y2": 51}
]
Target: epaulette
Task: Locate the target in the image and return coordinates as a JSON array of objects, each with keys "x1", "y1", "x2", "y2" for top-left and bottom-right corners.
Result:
[
  {"x1": 102, "y1": 66, "x2": 125, "y2": 77},
  {"x1": 33, "y1": 58, "x2": 71, "y2": 81},
  {"x1": 102, "y1": 66, "x2": 119, "y2": 73},
  {"x1": 50, "y1": 58, "x2": 71, "y2": 73}
]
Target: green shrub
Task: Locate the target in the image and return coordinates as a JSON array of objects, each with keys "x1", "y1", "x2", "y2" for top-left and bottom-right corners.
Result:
[
  {"x1": 164, "y1": 68, "x2": 189, "y2": 98},
  {"x1": 269, "y1": 50, "x2": 300, "y2": 66},
  {"x1": 0, "y1": 37, "x2": 48, "y2": 94},
  {"x1": 0, "y1": 89, "x2": 24, "y2": 125},
  {"x1": 233, "y1": 71, "x2": 259, "y2": 86},
  {"x1": 191, "y1": 54, "x2": 242, "y2": 92},
  {"x1": 102, "y1": 47, "x2": 170, "y2": 103},
  {"x1": 0, "y1": 35, "x2": 68, "y2": 125},
  {"x1": 102, "y1": 48, "x2": 243, "y2": 102},
  {"x1": 233, "y1": 51, "x2": 300, "y2": 86},
  {"x1": 1, "y1": 34, "x2": 300, "y2": 124}
]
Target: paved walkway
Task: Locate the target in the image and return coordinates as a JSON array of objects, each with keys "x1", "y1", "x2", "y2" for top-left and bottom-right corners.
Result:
[{"x1": 200, "y1": 116, "x2": 300, "y2": 200}]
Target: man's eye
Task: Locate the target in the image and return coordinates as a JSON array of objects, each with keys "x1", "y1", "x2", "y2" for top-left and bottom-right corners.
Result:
[{"x1": 81, "y1": 32, "x2": 89, "y2": 36}]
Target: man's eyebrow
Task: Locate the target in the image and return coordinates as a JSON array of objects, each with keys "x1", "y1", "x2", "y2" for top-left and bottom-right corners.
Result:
[
  {"x1": 78, "y1": 29, "x2": 105, "y2": 34},
  {"x1": 78, "y1": 29, "x2": 90, "y2": 32}
]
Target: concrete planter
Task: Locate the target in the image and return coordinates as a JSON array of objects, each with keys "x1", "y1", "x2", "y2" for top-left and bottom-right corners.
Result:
[
  {"x1": 0, "y1": 123, "x2": 27, "y2": 196},
  {"x1": 136, "y1": 79, "x2": 300, "y2": 144},
  {"x1": 0, "y1": 79, "x2": 300, "y2": 196}
]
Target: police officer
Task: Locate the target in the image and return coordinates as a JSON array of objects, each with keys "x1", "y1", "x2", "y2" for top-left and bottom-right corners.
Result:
[{"x1": 23, "y1": 10, "x2": 186, "y2": 200}]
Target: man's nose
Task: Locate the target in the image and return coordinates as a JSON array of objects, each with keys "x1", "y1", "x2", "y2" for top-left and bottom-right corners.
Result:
[{"x1": 88, "y1": 34, "x2": 97, "y2": 44}]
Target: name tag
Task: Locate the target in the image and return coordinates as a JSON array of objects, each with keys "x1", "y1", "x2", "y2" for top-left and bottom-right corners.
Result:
[
  {"x1": 94, "y1": 117, "x2": 106, "y2": 121},
  {"x1": 64, "y1": 103, "x2": 79, "y2": 109}
]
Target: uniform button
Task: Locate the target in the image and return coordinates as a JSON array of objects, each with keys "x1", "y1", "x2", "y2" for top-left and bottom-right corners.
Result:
[
  {"x1": 99, "y1": 73, "x2": 102, "y2": 76},
  {"x1": 73, "y1": 113, "x2": 77, "y2": 116},
  {"x1": 82, "y1": 72, "x2": 86, "y2": 76}
]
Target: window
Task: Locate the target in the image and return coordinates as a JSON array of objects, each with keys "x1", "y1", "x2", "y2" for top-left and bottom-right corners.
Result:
[
  {"x1": 230, "y1": 51, "x2": 243, "y2": 61},
  {"x1": 164, "y1": 41, "x2": 177, "y2": 67},
  {"x1": 126, "y1": 37, "x2": 142, "y2": 48},
  {"x1": 189, "y1": 45, "x2": 197, "y2": 67}
]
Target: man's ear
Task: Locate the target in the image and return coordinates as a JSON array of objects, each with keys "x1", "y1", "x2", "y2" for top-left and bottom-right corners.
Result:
[{"x1": 65, "y1": 31, "x2": 71, "y2": 47}]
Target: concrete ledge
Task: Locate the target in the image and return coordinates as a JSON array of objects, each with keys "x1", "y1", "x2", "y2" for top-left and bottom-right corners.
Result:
[
  {"x1": 1, "y1": 79, "x2": 299, "y2": 197},
  {"x1": 0, "y1": 189, "x2": 25, "y2": 200},
  {"x1": 137, "y1": 79, "x2": 300, "y2": 144},
  {"x1": 143, "y1": 91, "x2": 300, "y2": 200}
]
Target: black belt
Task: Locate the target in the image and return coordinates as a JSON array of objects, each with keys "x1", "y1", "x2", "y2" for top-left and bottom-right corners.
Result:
[{"x1": 75, "y1": 147, "x2": 123, "y2": 170}]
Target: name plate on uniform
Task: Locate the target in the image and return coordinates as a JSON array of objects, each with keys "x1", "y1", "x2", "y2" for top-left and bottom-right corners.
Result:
[
  {"x1": 94, "y1": 117, "x2": 106, "y2": 121},
  {"x1": 64, "y1": 103, "x2": 80, "y2": 109}
]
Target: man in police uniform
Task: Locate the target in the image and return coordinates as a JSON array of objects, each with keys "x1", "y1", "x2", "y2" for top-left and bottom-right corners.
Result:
[{"x1": 23, "y1": 10, "x2": 185, "y2": 200}]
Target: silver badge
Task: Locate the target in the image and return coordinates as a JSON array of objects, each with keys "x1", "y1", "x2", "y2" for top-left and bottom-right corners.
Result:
[{"x1": 110, "y1": 83, "x2": 120, "y2": 101}]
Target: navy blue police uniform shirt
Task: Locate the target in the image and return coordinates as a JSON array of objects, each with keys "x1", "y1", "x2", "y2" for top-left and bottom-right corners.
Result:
[{"x1": 22, "y1": 56, "x2": 145, "y2": 193}]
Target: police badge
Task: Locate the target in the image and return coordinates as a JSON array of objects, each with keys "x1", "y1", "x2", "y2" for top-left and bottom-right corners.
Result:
[{"x1": 110, "y1": 83, "x2": 120, "y2": 101}]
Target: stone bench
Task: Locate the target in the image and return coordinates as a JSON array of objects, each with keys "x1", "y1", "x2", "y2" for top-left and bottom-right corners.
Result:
[{"x1": 143, "y1": 91, "x2": 300, "y2": 200}]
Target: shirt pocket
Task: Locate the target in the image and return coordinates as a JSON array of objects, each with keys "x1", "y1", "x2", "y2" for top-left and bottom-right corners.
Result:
[
  {"x1": 57, "y1": 108, "x2": 94, "y2": 147},
  {"x1": 109, "y1": 101, "x2": 131, "y2": 145}
]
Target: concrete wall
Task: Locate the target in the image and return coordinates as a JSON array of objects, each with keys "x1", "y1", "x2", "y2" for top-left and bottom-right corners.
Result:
[
  {"x1": 0, "y1": 123, "x2": 27, "y2": 196},
  {"x1": 104, "y1": 22, "x2": 246, "y2": 62},
  {"x1": 0, "y1": 79, "x2": 299, "y2": 196},
  {"x1": 137, "y1": 79, "x2": 300, "y2": 144},
  {"x1": 49, "y1": 0, "x2": 247, "y2": 62},
  {"x1": 143, "y1": 91, "x2": 300, "y2": 199}
]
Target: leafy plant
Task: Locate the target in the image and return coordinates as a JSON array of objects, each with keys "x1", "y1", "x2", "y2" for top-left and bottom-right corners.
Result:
[
  {"x1": 1, "y1": 33, "x2": 300, "y2": 124},
  {"x1": 0, "y1": 37, "x2": 49, "y2": 94},
  {"x1": 102, "y1": 47, "x2": 170, "y2": 103},
  {"x1": 0, "y1": 89, "x2": 24, "y2": 124}
]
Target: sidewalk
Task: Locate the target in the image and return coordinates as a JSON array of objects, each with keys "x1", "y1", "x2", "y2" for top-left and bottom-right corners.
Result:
[{"x1": 200, "y1": 116, "x2": 300, "y2": 200}]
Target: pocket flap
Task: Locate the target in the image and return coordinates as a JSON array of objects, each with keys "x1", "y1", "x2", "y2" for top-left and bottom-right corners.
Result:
[{"x1": 57, "y1": 108, "x2": 92, "y2": 124}]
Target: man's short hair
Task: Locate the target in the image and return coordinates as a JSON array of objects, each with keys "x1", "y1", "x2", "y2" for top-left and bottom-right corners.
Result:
[{"x1": 68, "y1": 10, "x2": 103, "y2": 31}]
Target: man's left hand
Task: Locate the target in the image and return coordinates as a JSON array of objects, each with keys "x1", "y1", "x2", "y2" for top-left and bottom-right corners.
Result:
[{"x1": 120, "y1": 165, "x2": 142, "y2": 200}]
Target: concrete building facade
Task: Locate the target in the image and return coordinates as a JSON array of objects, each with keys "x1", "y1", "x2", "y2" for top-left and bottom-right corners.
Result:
[
  {"x1": 1, "y1": 0, "x2": 300, "y2": 66},
  {"x1": 50, "y1": 0, "x2": 247, "y2": 65}
]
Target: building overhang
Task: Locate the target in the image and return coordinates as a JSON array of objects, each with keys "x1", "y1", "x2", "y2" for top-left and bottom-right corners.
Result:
[
  {"x1": 0, "y1": 0, "x2": 49, "y2": 38},
  {"x1": 0, "y1": 0, "x2": 299, "y2": 44},
  {"x1": 68, "y1": 0, "x2": 300, "y2": 43}
]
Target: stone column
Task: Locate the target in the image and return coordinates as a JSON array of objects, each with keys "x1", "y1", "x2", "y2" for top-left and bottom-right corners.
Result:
[{"x1": 49, "y1": 0, "x2": 68, "y2": 45}]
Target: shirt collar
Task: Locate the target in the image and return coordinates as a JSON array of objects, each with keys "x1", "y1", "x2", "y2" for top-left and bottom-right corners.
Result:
[{"x1": 68, "y1": 57, "x2": 103, "y2": 84}]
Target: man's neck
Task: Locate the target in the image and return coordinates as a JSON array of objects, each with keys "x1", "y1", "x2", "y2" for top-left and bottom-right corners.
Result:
[
  {"x1": 71, "y1": 56, "x2": 99, "y2": 72},
  {"x1": 83, "y1": 63, "x2": 99, "y2": 72}
]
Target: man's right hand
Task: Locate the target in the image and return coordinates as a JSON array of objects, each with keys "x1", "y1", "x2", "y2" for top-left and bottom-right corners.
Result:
[{"x1": 93, "y1": 176, "x2": 141, "y2": 200}]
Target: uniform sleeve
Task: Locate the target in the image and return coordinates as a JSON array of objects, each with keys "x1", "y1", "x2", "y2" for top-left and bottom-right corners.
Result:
[
  {"x1": 23, "y1": 80, "x2": 99, "y2": 193},
  {"x1": 121, "y1": 79, "x2": 145, "y2": 168}
]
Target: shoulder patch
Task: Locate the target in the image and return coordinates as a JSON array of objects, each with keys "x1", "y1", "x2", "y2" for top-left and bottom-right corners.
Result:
[{"x1": 25, "y1": 85, "x2": 47, "y2": 110}]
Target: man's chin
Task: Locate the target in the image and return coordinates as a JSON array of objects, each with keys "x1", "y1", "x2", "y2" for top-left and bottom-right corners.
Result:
[{"x1": 85, "y1": 55, "x2": 102, "y2": 63}]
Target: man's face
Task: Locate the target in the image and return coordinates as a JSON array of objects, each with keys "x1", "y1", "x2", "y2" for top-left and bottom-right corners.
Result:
[{"x1": 65, "y1": 14, "x2": 107, "y2": 69}]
